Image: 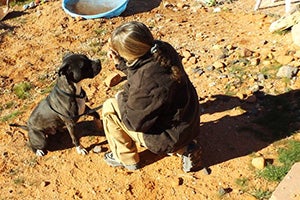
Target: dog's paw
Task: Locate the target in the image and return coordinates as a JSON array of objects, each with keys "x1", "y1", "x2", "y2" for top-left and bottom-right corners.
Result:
[
  {"x1": 36, "y1": 149, "x2": 45, "y2": 156},
  {"x1": 76, "y1": 146, "x2": 88, "y2": 155}
]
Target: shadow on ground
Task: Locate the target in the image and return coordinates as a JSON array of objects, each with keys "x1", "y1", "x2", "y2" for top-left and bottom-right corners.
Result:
[
  {"x1": 45, "y1": 89, "x2": 300, "y2": 172},
  {"x1": 46, "y1": 120, "x2": 105, "y2": 153},
  {"x1": 122, "y1": 0, "x2": 161, "y2": 16},
  {"x1": 199, "y1": 89, "x2": 300, "y2": 170}
]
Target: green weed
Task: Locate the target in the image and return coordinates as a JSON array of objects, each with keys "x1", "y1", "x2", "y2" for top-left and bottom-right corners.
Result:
[
  {"x1": 13, "y1": 82, "x2": 32, "y2": 99},
  {"x1": 94, "y1": 29, "x2": 107, "y2": 36},
  {"x1": 0, "y1": 101, "x2": 14, "y2": 111},
  {"x1": 258, "y1": 140, "x2": 300, "y2": 182},
  {"x1": 1, "y1": 110, "x2": 22, "y2": 122},
  {"x1": 235, "y1": 177, "x2": 249, "y2": 187},
  {"x1": 258, "y1": 164, "x2": 290, "y2": 182},
  {"x1": 13, "y1": 177, "x2": 25, "y2": 185},
  {"x1": 251, "y1": 188, "x2": 272, "y2": 200}
]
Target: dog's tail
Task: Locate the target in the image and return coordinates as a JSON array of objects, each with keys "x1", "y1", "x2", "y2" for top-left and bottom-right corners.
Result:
[{"x1": 9, "y1": 123, "x2": 29, "y2": 131}]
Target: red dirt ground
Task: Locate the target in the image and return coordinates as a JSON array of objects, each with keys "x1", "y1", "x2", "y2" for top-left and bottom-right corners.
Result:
[{"x1": 1, "y1": 0, "x2": 300, "y2": 199}]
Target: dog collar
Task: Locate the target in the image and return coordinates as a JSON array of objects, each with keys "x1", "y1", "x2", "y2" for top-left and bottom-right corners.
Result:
[{"x1": 54, "y1": 85, "x2": 86, "y2": 99}]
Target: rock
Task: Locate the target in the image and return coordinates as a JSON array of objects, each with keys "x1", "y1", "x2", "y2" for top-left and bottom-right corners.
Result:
[
  {"x1": 269, "y1": 10, "x2": 300, "y2": 32},
  {"x1": 202, "y1": 167, "x2": 211, "y2": 175},
  {"x1": 249, "y1": 84, "x2": 260, "y2": 93},
  {"x1": 182, "y1": 50, "x2": 192, "y2": 59},
  {"x1": 242, "y1": 48, "x2": 254, "y2": 57},
  {"x1": 292, "y1": 22, "x2": 300, "y2": 47},
  {"x1": 276, "y1": 55, "x2": 294, "y2": 65},
  {"x1": 104, "y1": 72, "x2": 122, "y2": 87},
  {"x1": 250, "y1": 58, "x2": 260, "y2": 66},
  {"x1": 276, "y1": 65, "x2": 298, "y2": 79},
  {"x1": 251, "y1": 156, "x2": 265, "y2": 170},
  {"x1": 92, "y1": 145, "x2": 103, "y2": 153},
  {"x1": 294, "y1": 50, "x2": 300, "y2": 58},
  {"x1": 40, "y1": 181, "x2": 50, "y2": 187},
  {"x1": 212, "y1": 61, "x2": 226, "y2": 69},
  {"x1": 257, "y1": 74, "x2": 266, "y2": 82},
  {"x1": 236, "y1": 92, "x2": 245, "y2": 100},
  {"x1": 189, "y1": 56, "x2": 197, "y2": 64}
]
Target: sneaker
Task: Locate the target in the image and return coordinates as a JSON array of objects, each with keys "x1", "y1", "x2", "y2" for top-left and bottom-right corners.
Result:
[
  {"x1": 104, "y1": 152, "x2": 140, "y2": 170},
  {"x1": 182, "y1": 140, "x2": 202, "y2": 173}
]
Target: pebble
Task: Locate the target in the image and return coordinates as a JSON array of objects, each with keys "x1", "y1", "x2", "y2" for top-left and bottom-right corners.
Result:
[
  {"x1": 276, "y1": 65, "x2": 298, "y2": 79},
  {"x1": 206, "y1": 65, "x2": 215, "y2": 71},
  {"x1": 236, "y1": 92, "x2": 245, "y2": 100},
  {"x1": 251, "y1": 156, "x2": 265, "y2": 170},
  {"x1": 249, "y1": 84, "x2": 260, "y2": 93},
  {"x1": 92, "y1": 145, "x2": 103, "y2": 153},
  {"x1": 276, "y1": 55, "x2": 294, "y2": 65},
  {"x1": 40, "y1": 181, "x2": 50, "y2": 187},
  {"x1": 182, "y1": 50, "x2": 192, "y2": 59},
  {"x1": 257, "y1": 74, "x2": 266, "y2": 82},
  {"x1": 242, "y1": 48, "x2": 254, "y2": 57},
  {"x1": 189, "y1": 56, "x2": 197, "y2": 64},
  {"x1": 250, "y1": 58, "x2": 260, "y2": 66},
  {"x1": 202, "y1": 167, "x2": 211, "y2": 175},
  {"x1": 192, "y1": 67, "x2": 204, "y2": 76},
  {"x1": 104, "y1": 72, "x2": 122, "y2": 87},
  {"x1": 294, "y1": 50, "x2": 300, "y2": 58},
  {"x1": 212, "y1": 61, "x2": 225, "y2": 69}
]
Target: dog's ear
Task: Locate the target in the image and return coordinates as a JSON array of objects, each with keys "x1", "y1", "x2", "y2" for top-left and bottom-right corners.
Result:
[
  {"x1": 62, "y1": 52, "x2": 73, "y2": 60},
  {"x1": 58, "y1": 63, "x2": 68, "y2": 76}
]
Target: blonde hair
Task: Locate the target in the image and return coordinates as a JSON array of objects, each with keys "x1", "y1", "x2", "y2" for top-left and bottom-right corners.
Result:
[{"x1": 110, "y1": 21, "x2": 154, "y2": 62}]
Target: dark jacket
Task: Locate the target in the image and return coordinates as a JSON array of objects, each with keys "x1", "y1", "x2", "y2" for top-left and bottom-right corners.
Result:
[{"x1": 116, "y1": 40, "x2": 200, "y2": 154}]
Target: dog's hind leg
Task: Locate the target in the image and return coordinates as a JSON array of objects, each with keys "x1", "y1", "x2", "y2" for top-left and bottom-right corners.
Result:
[
  {"x1": 65, "y1": 122, "x2": 88, "y2": 155},
  {"x1": 28, "y1": 129, "x2": 47, "y2": 156}
]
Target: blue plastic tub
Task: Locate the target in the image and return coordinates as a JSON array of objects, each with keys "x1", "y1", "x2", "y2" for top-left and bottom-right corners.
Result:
[{"x1": 62, "y1": 0, "x2": 129, "y2": 19}]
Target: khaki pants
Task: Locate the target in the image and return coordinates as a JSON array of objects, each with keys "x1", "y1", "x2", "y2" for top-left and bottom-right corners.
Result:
[{"x1": 102, "y1": 98, "x2": 145, "y2": 165}]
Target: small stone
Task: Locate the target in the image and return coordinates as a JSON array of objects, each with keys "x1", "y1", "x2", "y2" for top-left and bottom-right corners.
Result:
[
  {"x1": 40, "y1": 181, "x2": 50, "y2": 187},
  {"x1": 93, "y1": 145, "x2": 103, "y2": 153},
  {"x1": 206, "y1": 65, "x2": 215, "y2": 71},
  {"x1": 189, "y1": 56, "x2": 197, "y2": 64},
  {"x1": 218, "y1": 187, "x2": 227, "y2": 196},
  {"x1": 292, "y1": 23, "x2": 300, "y2": 47},
  {"x1": 257, "y1": 74, "x2": 266, "y2": 82},
  {"x1": 236, "y1": 92, "x2": 245, "y2": 100},
  {"x1": 276, "y1": 55, "x2": 294, "y2": 65},
  {"x1": 163, "y1": 1, "x2": 173, "y2": 8},
  {"x1": 294, "y1": 50, "x2": 300, "y2": 58},
  {"x1": 104, "y1": 72, "x2": 122, "y2": 87},
  {"x1": 213, "y1": 61, "x2": 226, "y2": 69},
  {"x1": 251, "y1": 156, "x2": 265, "y2": 170},
  {"x1": 182, "y1": 50, "x2": 191, "y2": 59},
  {"x1": 242, "y1": 48, "x2": 254, "y2": 57},
  {"x1": 202, "y1": 167, "x2": 211, "y2": 175},
  {"x1": 276, "y1": 65, "x2": 298, "y2": 79},
  {"x1": 250, "y1": 58, "x2": 260, "y2": 66}
]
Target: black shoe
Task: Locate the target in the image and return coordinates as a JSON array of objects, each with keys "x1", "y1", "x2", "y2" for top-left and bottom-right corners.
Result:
[
  {"x1": 182, "y1": 140, "x2": 202, "y2": 172},
  {"x1": 104, "y1": 152, "x2": 140, "y2": 170}
]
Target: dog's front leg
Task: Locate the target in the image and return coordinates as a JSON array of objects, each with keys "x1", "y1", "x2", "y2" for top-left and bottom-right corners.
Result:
[
  {"x1": 85, "y1": 105, "x2": 103, "y2": 130},
  {"x1": 65, "y1": 122, "x2": 88, "y2": 155}
]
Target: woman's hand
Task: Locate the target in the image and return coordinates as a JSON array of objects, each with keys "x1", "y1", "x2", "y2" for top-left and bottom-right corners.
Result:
[{"x1": 107, "y1": 48, "x2": 121, "y2": 65}]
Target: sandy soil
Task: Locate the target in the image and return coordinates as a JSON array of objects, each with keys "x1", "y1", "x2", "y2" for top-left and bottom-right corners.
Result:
[{"x1": 1, "y1": 0, "x2": 300, "y2": 199}]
